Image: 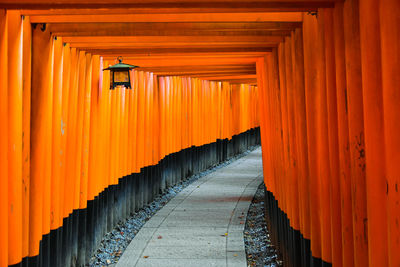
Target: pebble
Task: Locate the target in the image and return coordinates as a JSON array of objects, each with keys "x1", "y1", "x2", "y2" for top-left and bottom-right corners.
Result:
[{"x1": 244, "y1": 183, "x2": 283, "y2": 267}]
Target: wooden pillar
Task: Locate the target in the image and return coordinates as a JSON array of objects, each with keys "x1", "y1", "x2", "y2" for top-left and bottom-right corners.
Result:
[
  {"x1": 256, "y1": 57, "x2": 271, "y2": 191},
  {"x1": 73, "y1": 51, "x2": 86, "y2": 211},
  {"x1": 380, "y1": 1, "x2": 400, "y2": 266},
  {"x1": 316, "y1": 9, "x2": 332, "y2": 264},
  {"x1": 284, "y1": 38, "x2": 299, "y2": 230},
  {"x1": 343, "y1": 0, "x2": 369, "y2": 265},
  {"x1": 115, "y1": 86, "x2": 121, "y2": 181},
  {"x1": 131, "y1": 70, "x2": 139, "y2": 173},
  {"x1": 136, "y1": 71, "x2": 145, "y2": 171},
  {"x1": 30, "y1": 22, "x2": 53, "y2": 258},
  {"x1": 60, "y1": 44, "x2": 70, "y2": 219},
  {"x1": 50, "y1": 36, "x2": 63, "y2": 233},
  {"x1": 80, "y1": 53, "x2": 92, "y2": 208},
  {"x1": 22, "y1": 14, "x2": 32, "y2": 262},
  {"x1": 88, "y1": 55, "x2": 100, "y2": 201},
  {"x1": 358, "y1": 0, "x2": 389, "y2": 266},
  {"x1": 0, "y1": 9, "x2": 8, "y2": 267},
  {"x1": 333, "y1": 3, "x2": 354, "y2": 266},
  {"x1": 64, "y1": 48, "x2": 78, "y2": 218},
  {"x1": 7, "y1": 10, "x2": 23, "y2": 266},
  {"x1": 302, "y1": 12, "x2": 322, "y2": 261},
  {"x1": 323, "y1": 8, "x2": 343, "y2": 267},
  {"x1": 291, "y1": 27, "x2": 311, "y2": 241}
]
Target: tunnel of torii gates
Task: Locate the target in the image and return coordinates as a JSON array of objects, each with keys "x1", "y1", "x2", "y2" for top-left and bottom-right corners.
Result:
[{"x1": 0, "y1": 0, "x2": 399, "y2": 267}]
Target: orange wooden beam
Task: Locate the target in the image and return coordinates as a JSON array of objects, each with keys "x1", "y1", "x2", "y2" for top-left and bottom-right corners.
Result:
[
  {"x1": 116, "y1": 57, "x2": 261, "y2": 67},
  {"x1": 137, "y1": 64, "x2": 255, "y2": 71},
  {"x1": 201, "y1": 74, "x2": 257, "y2": 80},
  {"x1": 54, "y1": 29, "x2": 292, "y2": 37},
  {"x1": 85, "y1": 47, "x2": 273, "y2": 55},
  {"x1": 4, "y1": 1, "x2": 339, "y2": 11},
  {"x1": 102, "y1": 52, "x2": 268, "y2": 60},
  {"x1": 47, "y1": 22, "x2": 301, "y2": 37},
  {"x1": 168, "y1": 71, "x2": 256, "y2": 77},
  {"x1": 228, "y1": 79, "x2": 258, "y2": 84},
  {"x1": 64, "y1": 35, "x2": 284, "y2": 44},
  {"x1": 29, "y1": 12, "x2": 303, "y2": 23},
  {"x1": 69, "y1": 42, "x2": 281, "y2": 49}
]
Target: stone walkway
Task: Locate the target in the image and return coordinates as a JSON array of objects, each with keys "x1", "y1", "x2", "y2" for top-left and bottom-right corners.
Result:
[{"x1": 116, "y1": 147, "x2": 263, "y2": 267}]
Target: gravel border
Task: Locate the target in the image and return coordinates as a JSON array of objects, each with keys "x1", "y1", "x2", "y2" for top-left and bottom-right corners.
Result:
[
  {"x1": 244, "y1": 183, "x2": 282, "y2": 267},
  {"x1": 88, "y1": 146, "x2": 260, "y2": 267}
]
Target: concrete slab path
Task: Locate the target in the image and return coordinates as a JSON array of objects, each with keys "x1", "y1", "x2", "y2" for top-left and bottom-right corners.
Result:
[{"x1": 116, "y1": 147, "x2": 263, "y2": 267}]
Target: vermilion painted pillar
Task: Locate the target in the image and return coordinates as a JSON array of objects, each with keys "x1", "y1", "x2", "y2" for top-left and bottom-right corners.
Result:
[
  {"x1": 284, "y1": 39, "x2": 299, "y2": 230},
  {"x1": 343, "y1": 0, "x2": 369, "y2": 265},
  {"x1": 114, "y1": 86, "x2": 121, "y2": 182},
  {"x1": 88, "y1": 55, "x2": 100, "y2": 201},
  {"x1": 277, "y1": 44, "x2": 289, "y2": 218},
  {"x1": 380, "y1": 1, "x2": 400, "y2": 266},
  {"x1": 22, "y1": 15, "x2": 32, "y2": 262},
  {"x1": 271, "y1": 50, "x2": 288, "y2": 226},
  {"x1": 136, "y1": 71, "x2": 145, "y2": 171},
  {"x1": 74, "y1": 51, "x2": 86, "y2": 210},
  {"x1": 41, "y1": 35, "x2": 54, "y2": 266},
  {"x1": 291, "y1": 28, "x2": 311, "y2": 242},
  {"x1": 7, "y1": 10, "x2": 23, "y2": 266},
  {"x1": 127, "y1": 71, "x2": 135, "y2": 174},
  {"x1": 323, "y1": 8, "x2": 343, "y2": 267},
  {"x1": 256, "y1": 57, "x2": 271, "y2": 192},
  {"x1": 121, "y1": 86, "x2": 127, "y2": 175},
  {"x1": 50, "y1": 36, "x2": 63, "y2": 233},
  {"x1": 64, "y1": 48, "x2": 78, "y2": 218},
  {"x1": 359, "y1": 0, "x2": 389, "y2": 266},
  {"x1": 60, "y1": 44, "x2": 70, "y2": 219},
  {"x1": 79, "y1": 53, "x2": 92, "y2": 209},
  {"x1": 333, "y1": 3, "x2": 354, "y2": 266},
  {"x1": 131, "y1": 70, "x2": 139, "y2": 173},
  {"x1": 30, "y1": 22, "x2": 53, "y2": 259},
  {"x1": 303, "y1": 12, "x2": 322, "y2": 261},
  {"x1": 0, "y1": 9, "x2": 8, "y2": 267},
  {"x1": 316, "y1": 9, "x2": 332, "y2": 264}
]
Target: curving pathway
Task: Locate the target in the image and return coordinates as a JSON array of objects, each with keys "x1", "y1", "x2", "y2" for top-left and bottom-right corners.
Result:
[{"x1": 116, "y1": 148, "x2": 263, "y2": 267}]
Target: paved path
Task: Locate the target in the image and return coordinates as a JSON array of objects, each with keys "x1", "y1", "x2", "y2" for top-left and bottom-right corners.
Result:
[{"x1": 117, "y1": 147, "x2": 263, "y2": 267}]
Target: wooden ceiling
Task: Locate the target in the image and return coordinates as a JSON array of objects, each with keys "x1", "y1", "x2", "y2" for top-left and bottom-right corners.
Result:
[{"x1": 1, "y1": 0, "x2": 342, "y2": 85}]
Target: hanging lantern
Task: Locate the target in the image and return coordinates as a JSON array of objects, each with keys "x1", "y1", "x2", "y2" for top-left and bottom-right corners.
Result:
[{"x1": 103, "y1": 56, "x2": 139, "y2": 90}]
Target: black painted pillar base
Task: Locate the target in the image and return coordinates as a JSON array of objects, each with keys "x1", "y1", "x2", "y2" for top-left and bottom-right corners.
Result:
[{"x1": 263, "y1": 187, "x2": 332, "y2": 267}]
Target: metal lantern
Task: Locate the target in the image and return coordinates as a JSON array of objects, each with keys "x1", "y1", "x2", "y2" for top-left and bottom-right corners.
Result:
[{"x1": 103, "y1": 56, "x2": 139, "y2": 90}]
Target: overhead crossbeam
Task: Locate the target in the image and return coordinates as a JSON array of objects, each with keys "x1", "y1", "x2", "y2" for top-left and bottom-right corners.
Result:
[
  {"x1": 3, "y1": 0, "x2": 340, "y2": 11},
  {"x1": 29, "y1": 12, "x2": 303, "y2": 23}
]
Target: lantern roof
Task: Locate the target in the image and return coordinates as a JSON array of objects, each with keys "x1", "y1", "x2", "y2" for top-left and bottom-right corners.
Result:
[
  {"x1": 103, "y1": 57, "x2": 139, "y2": 71},
  {"x1": 103, "y1": 62, "x2": 139, "y2": 71}
]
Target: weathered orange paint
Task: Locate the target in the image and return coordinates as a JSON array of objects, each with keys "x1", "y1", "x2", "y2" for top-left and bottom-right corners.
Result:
[
  {"x1": 343, "y1": 1, "x2": 369, "y2": 265},
  {"x1": 333, "y1": 3, "x2": 354, "y2": 266},
  {"x1": 30, "y1": 23, "x2": 52, "y2": 256},
  {"x1": 22, "y1": 14, "x2": 32, "y2": 261},
  {"x1": 316, "y1": 10, "x2": 332, "y2": 263},
  {"x1": 323, "y1": 8, "x2": 343, "y2": 267},
  {"x1": 358, "y1": 1, "x2": 389, "y2": 266},
  {"x1": 380, "y1": 1, "x2": 400, "y2": 266}
]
